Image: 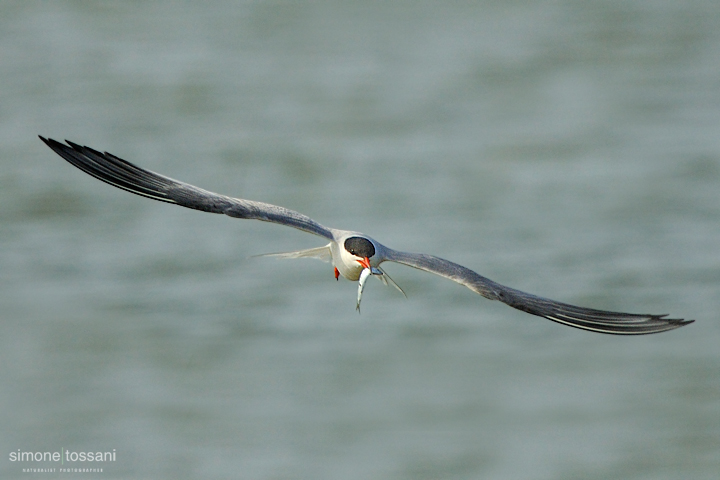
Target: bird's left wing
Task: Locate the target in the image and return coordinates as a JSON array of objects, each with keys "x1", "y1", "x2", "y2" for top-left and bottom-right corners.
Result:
[
  {"x1": 383, "y1": 249, "x2": 693, "y2": 335},
  {"x1": 39, "y1": 137, "x2": 335, "y2": 240}
]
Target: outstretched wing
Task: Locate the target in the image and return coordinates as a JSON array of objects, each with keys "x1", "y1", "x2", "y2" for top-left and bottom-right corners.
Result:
[
  {"x1": 383, "y1": 249, "x2": 693, "y2": 335},
  {"x1": 40, "y1": 137, "x2": 334, "y2": 240}
]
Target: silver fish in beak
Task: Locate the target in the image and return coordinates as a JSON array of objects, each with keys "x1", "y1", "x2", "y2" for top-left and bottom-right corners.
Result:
[{"x1": 356, "y1": 266, "x2": 383, "y2": 312}]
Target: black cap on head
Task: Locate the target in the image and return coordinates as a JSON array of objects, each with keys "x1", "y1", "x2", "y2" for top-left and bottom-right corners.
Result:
[{"x1": 344, "y1": 236, "x2": 375, "y2": 258}]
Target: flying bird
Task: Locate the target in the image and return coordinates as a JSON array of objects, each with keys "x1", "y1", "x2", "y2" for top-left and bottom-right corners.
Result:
[{"x1": 39, "y1": 136, "x2": 693, "y2": 335}]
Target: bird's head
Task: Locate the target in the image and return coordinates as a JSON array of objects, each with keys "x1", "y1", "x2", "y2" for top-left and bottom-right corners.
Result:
[{"x1": 343, "y1": 236, "x2": 376, "y2": 269}]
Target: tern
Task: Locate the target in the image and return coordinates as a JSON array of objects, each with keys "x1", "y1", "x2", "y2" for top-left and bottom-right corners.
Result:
[{"x1": 39, "y1": 137, "x2": 693, "y2": 334}]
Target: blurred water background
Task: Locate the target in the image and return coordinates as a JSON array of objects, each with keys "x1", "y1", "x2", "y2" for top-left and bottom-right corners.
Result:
[{"x1": 1, "y1": 1, "x2": 719, "y2": 479}]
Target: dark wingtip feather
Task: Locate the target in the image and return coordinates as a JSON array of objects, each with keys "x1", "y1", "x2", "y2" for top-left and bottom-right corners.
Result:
[
  {"x1": 537, "y1": 308, "x2": 694, "y2": 335},
  {"x1": 40, "y1": 137, "x2": 177, "y2": 204}
]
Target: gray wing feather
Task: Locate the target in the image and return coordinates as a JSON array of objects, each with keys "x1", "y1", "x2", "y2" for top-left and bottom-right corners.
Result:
[
  {"x1": 384, "y1": 249, "x2": 693, "y2": 335},
  {"x1": 40, "y1": 137, "x2": 334, "y2": 240}
]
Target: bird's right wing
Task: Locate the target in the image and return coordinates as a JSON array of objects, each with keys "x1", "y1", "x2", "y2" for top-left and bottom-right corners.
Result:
[
  {"x1": 40, "y1": 137, "x2": 335, "y2": 240},
  {"x1": 383, "y1": 249, "x2": 693, "y2": 335}
]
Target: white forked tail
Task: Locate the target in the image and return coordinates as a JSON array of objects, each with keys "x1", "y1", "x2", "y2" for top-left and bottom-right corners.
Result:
[
  {"x1": 254, "y1": 244, "x2": 332, "y2": 262},
  {"x1": 356, "y1": 266, "x2": 406, "y2": 313},
  {"x1": 375, "y1": 266, "x2": 407, "y2": 298}
]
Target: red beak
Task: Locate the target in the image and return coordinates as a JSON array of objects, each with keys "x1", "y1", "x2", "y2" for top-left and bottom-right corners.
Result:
[{"x1": 357, "y1": 257, "x2": 371, "y2": 269}]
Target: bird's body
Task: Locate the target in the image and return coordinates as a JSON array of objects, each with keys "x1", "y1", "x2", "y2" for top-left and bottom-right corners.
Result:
[{"x1": 39, "y1": 136, "x2": 693, "y2": 335}]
